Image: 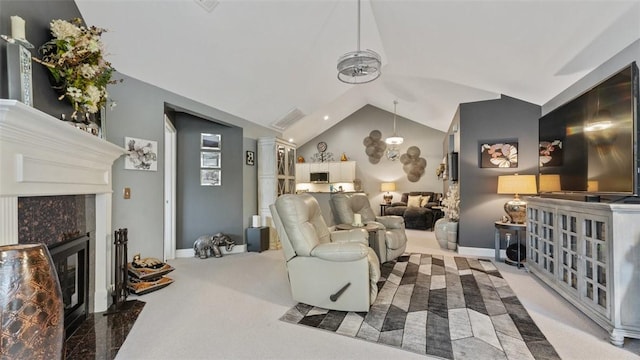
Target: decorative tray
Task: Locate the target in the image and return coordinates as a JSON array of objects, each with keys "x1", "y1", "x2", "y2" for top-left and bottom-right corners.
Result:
[
  {"x1": 128, "y1": 276, "x2": 174, "y2": 295},
  {"x1": 128, "y1": 262, "x2": 175, "y2": 280}
]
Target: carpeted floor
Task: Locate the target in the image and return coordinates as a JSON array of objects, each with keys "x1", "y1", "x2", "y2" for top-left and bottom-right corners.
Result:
[{"x1": 281, "y1": 253, "x2": 560, "y2": 360}]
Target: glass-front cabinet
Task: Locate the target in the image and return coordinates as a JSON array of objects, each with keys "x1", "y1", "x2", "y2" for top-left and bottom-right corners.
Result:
[
  {"x1": 528, "y1": 204, "x2": 610, "y2": 319},
  {"x1": 527, "y1": 206, "x2": 556, "y2": 276},
  {"x1": 258, "y1": 137, "x2": 296, "y2": 249},
  {"x1": 581, "y1": 214, "x2": 609, "y2": 316},
  {"x1": 525, "y1": 197, "x2": 640, "y2": 346}
]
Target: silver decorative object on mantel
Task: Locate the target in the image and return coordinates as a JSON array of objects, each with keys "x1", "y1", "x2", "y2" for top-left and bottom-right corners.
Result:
[{"x1": 2, "y1": 15, "x2": 35, "y2": 107}]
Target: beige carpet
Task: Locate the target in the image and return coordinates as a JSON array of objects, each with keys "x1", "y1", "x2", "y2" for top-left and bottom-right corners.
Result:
[{"x1": 114, "y1": 230, "x2": 640, "y2": 359}]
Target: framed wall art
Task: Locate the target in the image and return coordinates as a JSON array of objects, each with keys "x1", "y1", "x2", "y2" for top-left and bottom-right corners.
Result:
[
  {"x1": 201, "y1": 151, "x2": 221, "y2": 168},
  {"x1": 201, "y1": 133, "x2": 221, "y2": 150},
  {"x1": 124, "y1": 136, "x2": 158, "y2": 171},
  {"x1": 480, "y1": 141, "x2": 518, "y2": 168},
  {"x1": 246, "y1": 150, "x2": 255, "y2": 166},
  {"x1": 201, "y1": 169, "x2": 221, "y2": 186},
  {"x1": 539, "y1": 139, "x2": 563, "y2": 167}
]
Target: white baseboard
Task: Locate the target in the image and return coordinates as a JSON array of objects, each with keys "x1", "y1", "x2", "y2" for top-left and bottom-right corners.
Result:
[
  {"x1": 176, "y1": 244, "x2": 247, "y2": 258},
  {"x1": 457, "y1": 246, "x2": 503, "y2": 260}
]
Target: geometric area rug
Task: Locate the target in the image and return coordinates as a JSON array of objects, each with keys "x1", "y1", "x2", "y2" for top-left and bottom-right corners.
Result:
[{"x1": 280, "y1": 253, "x2": 560, "y2": 360}]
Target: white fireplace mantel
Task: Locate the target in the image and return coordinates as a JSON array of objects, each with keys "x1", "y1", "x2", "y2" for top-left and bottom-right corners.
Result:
[{"x1": 0, "y1": 99, "x2": 127, "y2": 312}]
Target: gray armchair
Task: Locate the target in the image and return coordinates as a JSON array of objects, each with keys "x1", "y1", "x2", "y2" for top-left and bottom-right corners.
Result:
[
  {"x1": 270, "y1": 194, "x2": 381, "y2": 312},
  {"x1": 330, "y1": 193, "x2": 408, "y2": 263}
]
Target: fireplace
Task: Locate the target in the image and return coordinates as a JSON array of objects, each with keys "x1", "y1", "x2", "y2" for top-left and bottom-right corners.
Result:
[
  {"x1": 0, "y1": 100, "x2": 127, "y2": 313},
  {"x1": 49, "y1": 234, "x2": 90, "y2": 338}
]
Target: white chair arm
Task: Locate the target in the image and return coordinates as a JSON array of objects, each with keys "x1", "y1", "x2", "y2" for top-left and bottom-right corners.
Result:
[
  {"x1": 310, "y1": 242, "x2": 369, "y2": 262},
  {"x1": 330, "y1": 229, "x2": 367, "y2": 245},
  {"x1": 375, "y1": 216, "x2": 404, "y2": 229}
]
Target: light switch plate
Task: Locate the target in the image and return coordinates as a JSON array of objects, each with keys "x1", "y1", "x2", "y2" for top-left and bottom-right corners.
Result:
[{"x1": 124, "y1": 187, "x2": 131, "y2": 199}]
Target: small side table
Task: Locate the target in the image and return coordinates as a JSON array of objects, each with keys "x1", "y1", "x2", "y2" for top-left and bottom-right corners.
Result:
[
  {"x1": 336, "y1": 224, "x2": 386, "y2": 258},
  {"x1": 380, "y1": 203, "x2": 390, "y2": 216},
  {"x1": 246, "y1": 226, "x2": 269, "y2": 253},
  {"x1": 430, "y1": 206, "x2": 444, "y2": 230},
  {"x1": 494, "y1": 221, "x2": 526, "y2": 268}
]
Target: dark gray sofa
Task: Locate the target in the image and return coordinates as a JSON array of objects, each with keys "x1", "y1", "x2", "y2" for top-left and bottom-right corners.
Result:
[{"x1": 384, "y1": 191, "x2": 443, "y2": 230}]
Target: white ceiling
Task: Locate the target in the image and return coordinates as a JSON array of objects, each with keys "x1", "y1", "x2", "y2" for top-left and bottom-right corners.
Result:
[{"x1": 75, "y1": 0, "x2": 640, "y2": 145}]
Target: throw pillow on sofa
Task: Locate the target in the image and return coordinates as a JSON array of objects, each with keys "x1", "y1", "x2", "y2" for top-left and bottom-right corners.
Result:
[
  {"x1": 407, "y1": 195, "x2": 422, "y2": 208},
  {"x1": 420, "y1": 196, "x2": 431, "y2": 207}
]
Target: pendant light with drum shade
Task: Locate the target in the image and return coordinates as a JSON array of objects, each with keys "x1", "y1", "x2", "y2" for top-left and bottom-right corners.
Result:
[
  {"x1": 385, "y1": 100, "x2": 403, "y2": 160},
  {"x1": 337, "y1": 0, "x2": 382, "y2": 84}
]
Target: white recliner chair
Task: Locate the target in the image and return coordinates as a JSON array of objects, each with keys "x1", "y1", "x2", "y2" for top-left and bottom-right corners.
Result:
[
  {"x1": 270, "y1": 193, "x2": 380, "y2": 312},
  {"x1": 330, "y1": 193, "x2": 408, "y2": 263}
]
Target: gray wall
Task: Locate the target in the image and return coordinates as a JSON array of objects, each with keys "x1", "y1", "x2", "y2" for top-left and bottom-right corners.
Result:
[
  {"x1": 0, "y1": 0, "x2": 279, "y2": 259},
  {"x1": 543, "y1": 40, "x2": 640, "y2": 117},
  {"x1": 105, "y1": 74, "x2": 277, "y2": 259},
  {"x1": 0, "y1": 0, "x2": 81, "y2": 118},
  {"x1": 175, "y1": 113, "x2": 243, "y2": 248},
  {"x1": 449, "y1": 95, "x2": 541, "y2": 250},
  {"x1": 297, "y1": 105, "x2": 446, "y2": 206}
]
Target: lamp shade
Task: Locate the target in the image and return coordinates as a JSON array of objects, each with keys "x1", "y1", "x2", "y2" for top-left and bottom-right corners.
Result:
[
  {"x1": 380, "y1": 182, "x2": 396, "y2": 192},
  {"x1": 497, "y1": 174, "x2": 537, "y2": 224},
  {"x1": 539, "y1": 174, "x2": 561, "y2": 192},
  {"x1": 497, "y1": 174, "x2": 537, "y2": 195}
]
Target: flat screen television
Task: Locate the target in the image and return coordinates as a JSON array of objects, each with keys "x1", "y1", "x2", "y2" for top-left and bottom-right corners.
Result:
[{"x1": 539, "y1": 62, "x2": 639, "y2": 196}]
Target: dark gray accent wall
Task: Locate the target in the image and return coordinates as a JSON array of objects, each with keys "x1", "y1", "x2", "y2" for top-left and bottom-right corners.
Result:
[
  {"x1": 297, "y1": 105, "x2": 446, "y2": 204},
  {"x1": 0, "y1": 0, "x2": 80, "y2": 118},
  {"x1": 449, "y1": 95, "x2": 541, "y2": 250},
  {"x1": 175, "y1": 113, "x2": 243, "y2": 248}
]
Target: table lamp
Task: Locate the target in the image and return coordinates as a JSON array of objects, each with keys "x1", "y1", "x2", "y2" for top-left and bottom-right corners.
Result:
[
  {"x1": 497, "y1": 174, "x2": 537, "y2": 223},
  {"x1": 539, "y1": 174, "x2": 561, "y2": 192},
  {"x1": 380, "y1": 182, "x2": 396, "y2": 204}
]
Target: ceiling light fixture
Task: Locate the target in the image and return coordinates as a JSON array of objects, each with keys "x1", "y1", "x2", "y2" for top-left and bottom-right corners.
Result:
[
  {"x1": 337, "y1": 0, "x2": 381, "y2": 84},
  {"x1": 385, "y1": 100, "x2": 403, "y2": 145}
]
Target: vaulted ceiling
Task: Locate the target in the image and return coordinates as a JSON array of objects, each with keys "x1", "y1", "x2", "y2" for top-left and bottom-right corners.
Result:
[{"x1": 75, "y1": 0, "x2": 640, "y2": 145}]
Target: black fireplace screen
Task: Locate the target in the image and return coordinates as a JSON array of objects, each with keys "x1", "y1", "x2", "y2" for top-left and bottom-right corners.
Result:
[{"x1": 48, "y1": 234, "x2": 89, "y2": 338}]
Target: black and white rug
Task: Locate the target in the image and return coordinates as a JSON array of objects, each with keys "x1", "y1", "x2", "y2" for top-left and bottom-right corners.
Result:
[{"x1": 280, "y1": 253, "x2": 560, "y2": 359}]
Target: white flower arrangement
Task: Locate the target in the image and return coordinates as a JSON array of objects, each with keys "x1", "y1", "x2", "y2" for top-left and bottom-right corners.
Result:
[
  {"x1": 441, "y1": 183, "x2": 460, "y2": 222},
  {"x1": 34, "y1": 18, "x2": 119, "y2": 119}
]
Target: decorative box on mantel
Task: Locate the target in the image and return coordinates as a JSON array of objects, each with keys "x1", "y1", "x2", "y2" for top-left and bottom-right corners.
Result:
[{"x1": 0, "y1": 99, "x2": 127, "y2": 312}]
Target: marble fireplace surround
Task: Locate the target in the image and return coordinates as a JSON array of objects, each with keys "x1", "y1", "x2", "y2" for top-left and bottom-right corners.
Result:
[{"x1": 0, "y1": 99, "x2": 127, "y2": 312}]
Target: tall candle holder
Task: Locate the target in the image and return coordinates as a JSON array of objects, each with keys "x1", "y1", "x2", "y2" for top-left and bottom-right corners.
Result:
[{"x1": 1, "y1": 34, "x2": 34, "y2": 107}]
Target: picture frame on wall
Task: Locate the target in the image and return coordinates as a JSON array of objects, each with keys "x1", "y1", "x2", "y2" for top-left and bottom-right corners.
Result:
[
  {"x1": 539, "y1": 139, "x2": 563, "y2": 167},
  {"x1": 124, "y1": 136, "x2": 158, "y2": 171},
  {"x1": 201, "y1": 151, "x2": 221, "y2": 168},
  {"x1": 479, "y1": 141, "x2": 518, "y2": 168},
  {"x1": 246, "y1": 150, "x2": 255, "y2": 166},
  {"x1": 201, "y1": 169, "x2": 221, "y2": 186},
  {"x1": 201, "y1": 133, "x2": 221, "y2": 150}
]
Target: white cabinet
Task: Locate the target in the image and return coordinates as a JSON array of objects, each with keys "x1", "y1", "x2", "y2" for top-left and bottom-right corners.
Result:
[
  {"x1": 526, "y1": 197, "x2": 640, "y2": 346},
  {"x1": 296, "y1": 161, "x2": 355, "y2": 184},
  {"x1": 338, "y1": 161, "x2": 356, "y2": 182},
  {"x1": 258, "y1": 137, "x2": 296, "y2": 249},
  {"x1": 295, "y1": 163, "x2": 309, "y2": 183},
  {"x1": 328, "y1": 162, "x2": 341, "y2": 181},
  {"x1": 309, "y1": 162, "x2": 329, "y2": 173}
]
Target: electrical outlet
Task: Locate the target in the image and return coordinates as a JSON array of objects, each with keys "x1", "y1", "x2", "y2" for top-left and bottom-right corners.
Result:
[{"x1": 123, "y1": 187, "x2": 131, "y2": 199}]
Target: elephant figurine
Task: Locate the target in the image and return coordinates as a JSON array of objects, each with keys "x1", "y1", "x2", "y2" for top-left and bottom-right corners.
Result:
[
  {"x1": 207, "y1": 233, "x2": 235, "y2": 258},
  {"x1": 193, "y1": 235, "x2": 214, "y2": 259}
]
